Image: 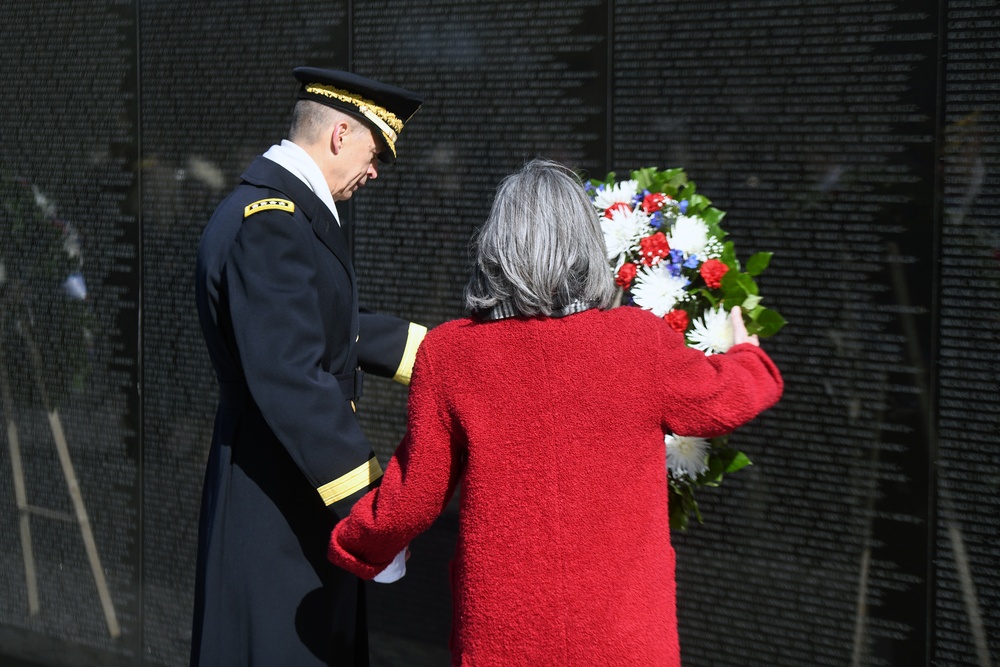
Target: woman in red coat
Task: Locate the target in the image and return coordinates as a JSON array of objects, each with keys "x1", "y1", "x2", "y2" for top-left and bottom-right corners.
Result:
[{"x1": 328, "y1": 159, "x2": 783, "y2": 666}]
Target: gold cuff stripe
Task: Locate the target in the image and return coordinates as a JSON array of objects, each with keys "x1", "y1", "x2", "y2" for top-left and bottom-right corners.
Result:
[
  {"x1": 317, "y1": 457, "x2": 383, "y2": 506},
  {"x1": 304, "y1": 83, "x2": 403, "y2": 142},
  {"x1": 392, "y1": 323, "x2": 427, "y2": 386},
  {"x1": 244, "y1": 199, "x2": 295, "y2": 217}
]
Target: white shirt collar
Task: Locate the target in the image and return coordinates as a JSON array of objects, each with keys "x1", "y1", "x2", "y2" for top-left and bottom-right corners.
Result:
[{"x1": 261, "y1": 139, "x2": 340, "y2": 224}]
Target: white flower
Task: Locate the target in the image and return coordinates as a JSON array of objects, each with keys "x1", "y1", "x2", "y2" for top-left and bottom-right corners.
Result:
[
  {"x1": 665, "y1": 434, "x2": 710, "y2": 481},
  {"x1": 32, "y1": 185, "x2": 57, "y2": 218},
  {"x1": 592, "y1": 180, "x2": 638, "y2": 210},
  {"x1": 704, "y1": 237, "x2": 725, "y2": 260},
  {"x1": 631, "y1": 264, "x2": 690, "y2": 316},
  {"x1": 62, "y1": 222, "x2": 82, "y2": 260},
  {"x1": 600, "y1": 206, "x2": 648, "y2": 262},
  {"x1": 687, "y1": 306, "x2": 734, "y2": 355},
  {"x1": 667, "y1": 215, "x2": 710, "y2": 259}
]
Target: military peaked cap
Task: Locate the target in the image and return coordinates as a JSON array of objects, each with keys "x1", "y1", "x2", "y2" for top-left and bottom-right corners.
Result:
[{"x1": 293, "y1": 67, "x2": 423, "y2": 164}]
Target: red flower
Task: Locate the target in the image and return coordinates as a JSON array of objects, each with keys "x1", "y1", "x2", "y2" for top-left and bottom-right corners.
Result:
[
  {"x1": 665, "y1": 309, "x2": 689, "y2": 333},
  {"x1": 642, "y1": 193, "x2": 669, "y2": 213},
  {"x1": 603, "y1": 201, "x2": 632, "y2": 218},
  {"x1": 700, "y1": 258, "x2": 728, "y2": 289},
  {"x1": 639, "y1": 232, "x2": 670, "y2": 266},
  {"x1": 615, "y1": 262, "x2": 637, "y2": 288}
]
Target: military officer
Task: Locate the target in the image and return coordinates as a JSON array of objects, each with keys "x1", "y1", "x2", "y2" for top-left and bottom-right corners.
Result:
[{"x1": 192, "y1": 67, "x2": 425, "y2": 666}]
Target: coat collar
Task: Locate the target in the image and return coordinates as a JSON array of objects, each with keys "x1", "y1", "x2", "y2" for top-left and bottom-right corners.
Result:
[{"x1": 241, "y1": 157, "x2": 354, "y2": 278}]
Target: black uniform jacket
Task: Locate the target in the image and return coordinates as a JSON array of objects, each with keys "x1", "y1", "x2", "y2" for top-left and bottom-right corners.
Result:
[{"x1": 191, "y1": 156, "x2": 419, "y2": 666}]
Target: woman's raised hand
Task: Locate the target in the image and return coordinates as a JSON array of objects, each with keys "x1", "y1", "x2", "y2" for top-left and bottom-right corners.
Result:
[{"x1": 730, "y1": 306, "x2": 760, "y2": 347}]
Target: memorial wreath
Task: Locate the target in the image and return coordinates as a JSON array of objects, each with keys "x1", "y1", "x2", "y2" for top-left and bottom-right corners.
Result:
[
  {"x1": 0, "y1": 171, "x2": 94, "y2": 407},
  {"x1": 586, "y1": 167, "x2": 785, "y2": 530}
]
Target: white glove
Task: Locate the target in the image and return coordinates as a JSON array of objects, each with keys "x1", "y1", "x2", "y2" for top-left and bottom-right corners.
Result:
[{"x1": 373, "y1": 548, "x2": 408, "y2": 584}]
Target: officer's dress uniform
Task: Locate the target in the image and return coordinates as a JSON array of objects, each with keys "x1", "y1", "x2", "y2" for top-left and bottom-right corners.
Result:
[{"x1": 192, "y1": 69, "x2": 423, "y2": 666}]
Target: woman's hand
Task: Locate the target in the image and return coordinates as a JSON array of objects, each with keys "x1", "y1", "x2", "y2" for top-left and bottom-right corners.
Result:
[{"x1": 730, "y1": 306, "x2": 760, "y2": 347}]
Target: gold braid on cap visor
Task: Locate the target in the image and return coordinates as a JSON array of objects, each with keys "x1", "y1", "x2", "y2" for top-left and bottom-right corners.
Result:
[{"x1": 305, "y1": 83, "x2": 402, "y2": 156}]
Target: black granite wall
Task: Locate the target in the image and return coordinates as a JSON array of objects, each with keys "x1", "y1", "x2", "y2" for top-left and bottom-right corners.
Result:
[{"x1": 0, "y1": 1, "x2": 997, "y2": 665}]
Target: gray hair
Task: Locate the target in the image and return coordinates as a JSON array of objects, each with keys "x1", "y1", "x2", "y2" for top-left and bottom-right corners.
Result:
[
  {"x1": 465, "y1": 158, "x2": 616, "y2": 318},
  {"x1": 289, "y1": 100, "x2": 363, "y2": 145}
]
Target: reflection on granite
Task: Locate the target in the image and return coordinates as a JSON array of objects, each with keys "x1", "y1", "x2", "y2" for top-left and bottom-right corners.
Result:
[{"x1": 0, "y1": 628, "x2": 451, "y2": 667}]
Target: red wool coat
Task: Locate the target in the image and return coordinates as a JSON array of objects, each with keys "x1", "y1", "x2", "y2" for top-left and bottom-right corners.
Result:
[{"x1": 329, "y1": 306, "x2": 784, "y2": 666}]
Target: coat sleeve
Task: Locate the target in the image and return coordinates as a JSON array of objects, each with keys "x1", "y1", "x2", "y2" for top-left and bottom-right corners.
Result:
[
  {"x1": 357, "y1": 310, "x2": 427, "y2": 385},
  {"x1": 227, "y1": 207, "x2": 380, "y2": 518},
  {"x1": 654, "y1": 322, "x2": 784, "y2": 437},
  {"x1": 328, "y1": 341, "x2": 464, "y2": 578}
]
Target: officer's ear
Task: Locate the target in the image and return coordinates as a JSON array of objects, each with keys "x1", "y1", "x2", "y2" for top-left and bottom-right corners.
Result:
[{"x1": 331, "y1": 120, "x2": 352, "y2": 156}]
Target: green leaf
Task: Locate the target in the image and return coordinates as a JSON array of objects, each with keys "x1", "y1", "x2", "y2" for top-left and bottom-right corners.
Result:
[
  {"x1": 720, "y1": 241, "x2": 739, "y2": 271},
  {"x1": 663, "y1": 168, "x2": 688, "y2": 191},
  {"x1": 687, "y1": 193, "x2": 712, "y2": 214},
  {"x1": 746, "y1": 252, "x2": 772, "y2": 276},
  {"x1": 706, "y1": 223, "x2": 729, "y2": 244},
  {"x1": 670, "y1": 505, "x2": 690, "y2": 531},
  {"x1": 754, "y1": 308, "x2": 787, "y2": 337},
  {"x1": 666, "y1": 171, "x2": 687, "y2": 195},
  {"x1": 742, "y1": 294, "x2": 763, "y2": 310},
  {"x1": 720, "y1": 271, "x2": 747, "y2": 306},
  {"x1": 709, "y1": 434, "x2": 731, "y2": 448},
  {"x1": 701, "y1": 206, "x2": 726, "y2": 226},
  {"x1": 669, "y1": 486, "x2": 698, "y2": 531},
  {"x1": 698, "y1": 288, "x2": 720, "y2": 308},
  {"x1": 725, "y1": 451, "x2": 753, "y2": 473},
  {"x1": 589, "y1": 172, "x2": 616, "y2": 190},
  {"x1": 699, "y1": 455, "x2": 727, "y2": 486},
  {"x1": 736, "y1": 272, "x2": 759, "y2": 296},
  {"x1": 679, "y1": 182, "x2": 697, "y2": 202},
  {"x1": 631, "y1": 167, "x2": 659, "y2": 191}
]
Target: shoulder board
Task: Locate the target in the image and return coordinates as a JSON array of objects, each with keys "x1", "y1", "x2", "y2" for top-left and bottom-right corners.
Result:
[{"x1": 244, "y1": 198, "x2": 295, "y2": 218}]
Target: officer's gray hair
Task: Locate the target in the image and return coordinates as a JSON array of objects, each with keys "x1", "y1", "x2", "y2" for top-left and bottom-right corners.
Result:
[
  {"x1": 289, "y1": 100, "x2": 364, "y2": 145},
  {"x1": 465, "y1": 159, "x2": 616, "y2": 318}
]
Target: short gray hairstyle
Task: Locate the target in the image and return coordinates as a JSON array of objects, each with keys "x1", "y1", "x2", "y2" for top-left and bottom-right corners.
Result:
[
  {"x1": 465, "y1": 158, "x2": 616, "y2": 318},
  {"x1": 289, "y1": 100, "x2": 363, "y2": 145}
]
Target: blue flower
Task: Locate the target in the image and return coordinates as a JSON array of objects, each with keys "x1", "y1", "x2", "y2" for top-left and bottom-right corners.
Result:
[
  {"x1": 679, "y1": 200, "x2": 689, "y2": 214},
  {"x1": 666, "y1": 262, "x2": 683, "y2": 278},
  {"x1": 683, "y1": 254, "x2": 701, "y2": 269},
  {"x1": 584, "y1": 182, "x2": 595, "y2": 193},
  {"x1": 649, "y1": 211, "x2": 663, "y2": 229},
  {"x1": 669, "y1": 249, "x2": 685, "y2": 264}
]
